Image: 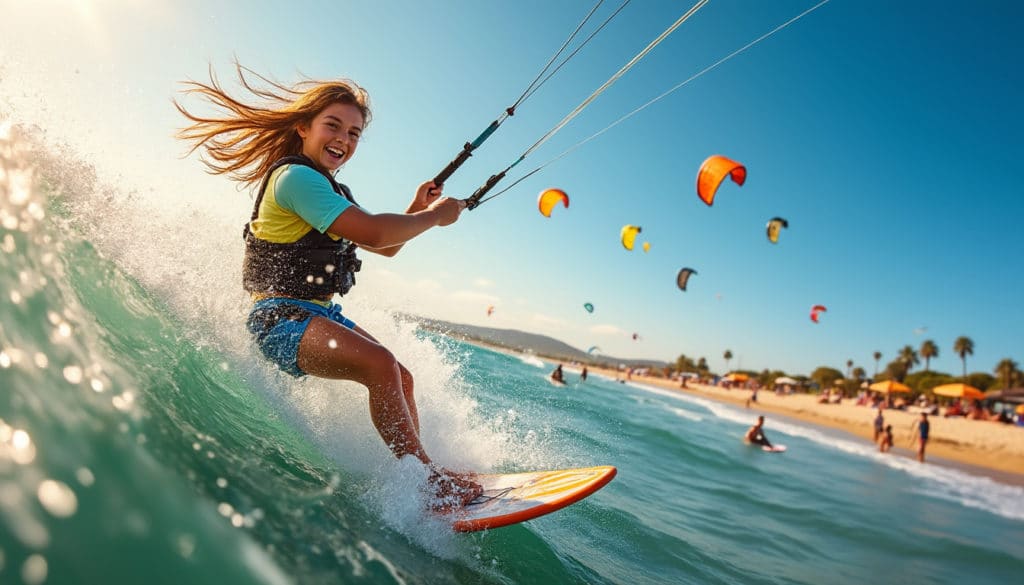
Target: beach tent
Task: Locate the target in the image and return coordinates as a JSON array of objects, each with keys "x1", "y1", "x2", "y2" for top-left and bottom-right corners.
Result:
[
  {"x1": 932, "y1": 383, "x2": 985, "y2": 401},
  {"x1": 868, "y1": 380, "x2": 910, "y2": 393},
  {"x1": 774, "y1": 376, "x2": 799, "y2": 385},
  {"x1": 984, "y1": 388, "x2": 1024, "y2": 403}
]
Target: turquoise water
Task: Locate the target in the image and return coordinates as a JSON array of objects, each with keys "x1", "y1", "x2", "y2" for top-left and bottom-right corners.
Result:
[{"x1": 2, "y1": 123, "x2": 1024, "y2": 585}]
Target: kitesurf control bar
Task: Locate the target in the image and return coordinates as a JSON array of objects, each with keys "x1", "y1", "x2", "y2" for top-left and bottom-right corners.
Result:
[
  {"x1": 431, "y1": 110, "x2": 512, "y2": 186},
  {"x1": 463, "y1": 171, "x2": 508, "y2": 210}
]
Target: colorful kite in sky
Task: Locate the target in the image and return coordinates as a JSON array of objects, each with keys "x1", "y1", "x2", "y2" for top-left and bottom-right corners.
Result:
[
  {"x1": 537, "y1": 188, "x2": 569, "y2": 217},
  {"x1": 696, "y1": 154, "x2": 746, "y2": 206}
]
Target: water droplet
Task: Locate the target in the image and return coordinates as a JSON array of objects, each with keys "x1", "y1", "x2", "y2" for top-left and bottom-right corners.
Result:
[
  {"x1": 90, "y1": 378, "x2": 105, "y2": 393},
  {"x1": 62, "y1": 366, "x2": 83, "y2": 384},
  {"x1": 328, "y1": 339, "x2": 338, "y2": 349},
  {"x1": 37, "y1": 480, "x2": 78, "y2": 518},
  {"x1": 75, "y1": 467, "x2": 95, "y2": 487},
  {"x1": 176, "y1": 534, "x2": 196, "y2": 559},
  {"x1": 21, "y1": 554, "x2": 47, "y2": 585},
  {"x1": 9, "y1": 290, "x2": 22, "y2": 304},
  {"x1": 216, "y1": 478, "x2": 228, "y2": 488},
  {"x1": 32, "y1": 353, "x2": 48, "y2": 369}
]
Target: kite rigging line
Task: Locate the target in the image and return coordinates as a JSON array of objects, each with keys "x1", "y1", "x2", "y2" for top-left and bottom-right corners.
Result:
[
  {"x1": 469, "y1": 0, "x2": 831, "y2": 209},
  {"x1": 463, "y1": 0, "x2": 710, "y2": 209},
  {"x1": 431, "y1": 0, "x2": 629, "y2": 187}
]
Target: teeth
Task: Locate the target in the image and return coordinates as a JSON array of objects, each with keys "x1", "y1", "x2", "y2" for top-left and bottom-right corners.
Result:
[{"x1": 326, "y1": 147, "x2": 344, "y2": 158}]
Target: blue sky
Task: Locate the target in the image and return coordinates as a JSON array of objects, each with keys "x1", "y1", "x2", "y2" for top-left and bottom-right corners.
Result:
[{"x1": 2, "y1": 0, "x2": 1022, "y2": 376}]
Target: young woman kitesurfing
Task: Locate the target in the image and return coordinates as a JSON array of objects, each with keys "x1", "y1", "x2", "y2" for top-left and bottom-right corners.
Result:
[{"x1": 175, "y1": 64, "x2": 482, "y2": 507}]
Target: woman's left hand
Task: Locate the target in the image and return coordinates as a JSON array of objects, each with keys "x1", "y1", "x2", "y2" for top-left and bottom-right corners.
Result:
[{"x1": 408, "y1": 180, "x2": 443, "y2": 213}]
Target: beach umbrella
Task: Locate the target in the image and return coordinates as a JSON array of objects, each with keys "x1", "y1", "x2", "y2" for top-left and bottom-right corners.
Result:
[
  {"x1": 932, "y1": 383, "x2": 985, "y2": 401},
  {"x1": 1016, "y1": 404, "x2": 1024, "y2": 415},
  {"x1": 868, "y1": 380, "x2": 910, "y2": 393}
]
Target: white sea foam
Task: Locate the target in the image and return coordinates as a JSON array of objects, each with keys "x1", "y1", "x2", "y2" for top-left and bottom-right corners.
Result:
[{"x1": 625, "y1": 380, "x2": 1024, "y2": 522}]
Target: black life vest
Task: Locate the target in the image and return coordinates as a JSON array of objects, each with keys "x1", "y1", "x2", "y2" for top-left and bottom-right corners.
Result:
[{"x1": 242, "y1": 155, "x2": 361, "y2": 298}]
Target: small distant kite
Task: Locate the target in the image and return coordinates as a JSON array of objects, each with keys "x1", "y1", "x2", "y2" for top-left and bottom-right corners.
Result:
[
  {"x1": 632, "y1": 333, "x2": 641, "y2": 341},
  {"x1": 583, "y1": 302, "x2": 594, "y2": 313},
  {"x1": 537, "y1": 188, "x2": 569, "y2": 217},
  {"x1": 486, "y1": 305, "x2": 495, "y2": 317},
  {"x1": 696, "y1": 154, "x2": 746, "y2": 206},
  {"x1": 642, "y1": 242, "x2": 651, "y2": 253},
  {"x1": 587, "y1": 345, "x2": 601, "y2": 355},
  {"x1": 621, "y1": 225, "x2": 642, "y2": 251},
  {"x1": 677, "y1": 268, "x2": 697, "y2": 291},
  {"x1": 766, "y1": 217, "x2": 789, "y2": 244},
  {"x1": 810, "y1": 304, "x2": 827, "y2": 323}
]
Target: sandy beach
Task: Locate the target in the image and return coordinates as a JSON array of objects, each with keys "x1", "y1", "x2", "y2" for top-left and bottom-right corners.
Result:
[
  {"x1": 468, "y1": 340, "x2": 1024, "y2": 483},
  {"x1": 580, "y1": 365, "x2": 1024, "y2": 482}
]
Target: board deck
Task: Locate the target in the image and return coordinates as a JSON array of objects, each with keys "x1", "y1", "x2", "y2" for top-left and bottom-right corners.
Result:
[
  {"x1": 763, "y1": 444, "x2": 787, "y2": 453},
  {"x1": 451, "y1": 466, "x2": 616, "y2": 532}
]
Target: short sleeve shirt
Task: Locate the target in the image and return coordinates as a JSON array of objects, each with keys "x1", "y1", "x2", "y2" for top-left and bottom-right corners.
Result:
[{"x1": 249, "y1": 164, "x2": 353, "y2": 243}]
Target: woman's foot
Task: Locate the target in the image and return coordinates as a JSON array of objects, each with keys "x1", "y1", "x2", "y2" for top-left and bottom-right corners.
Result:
[{"x1": 427, "y1": 467, "x2": 483, "y2": 511}]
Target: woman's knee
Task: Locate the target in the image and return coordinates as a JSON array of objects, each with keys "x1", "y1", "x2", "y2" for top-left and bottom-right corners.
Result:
[{"x1": 398, "y1": 363, "x2": 414, "y2": 386}]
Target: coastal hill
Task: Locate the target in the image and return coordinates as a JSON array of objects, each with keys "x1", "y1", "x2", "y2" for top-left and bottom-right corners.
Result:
[{"x1": 404, "y1": 314, "x2": 671, "y2": 371}]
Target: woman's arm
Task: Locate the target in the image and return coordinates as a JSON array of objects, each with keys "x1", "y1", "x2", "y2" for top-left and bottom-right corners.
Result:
[
  {"x1": 328, "y1": 194, "x2": 463, "y2": 249},
  {"x1": 337, "y1": 179, "x2": 454, "y2": 255}
]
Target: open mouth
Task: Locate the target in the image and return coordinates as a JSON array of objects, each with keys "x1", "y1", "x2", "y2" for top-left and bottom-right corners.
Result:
[{"x1": 326, "y1": 146, "x2": 345, "y2": 161}]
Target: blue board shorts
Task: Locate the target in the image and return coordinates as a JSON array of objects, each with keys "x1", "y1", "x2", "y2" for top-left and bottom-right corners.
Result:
[{"x1": 246, "y1": 298, "x2": 357, "y2": 377}]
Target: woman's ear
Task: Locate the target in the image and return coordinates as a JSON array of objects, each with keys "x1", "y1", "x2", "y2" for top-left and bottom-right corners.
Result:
[{"x1": 295, "y1": 122, "x2": 309, "y2": 140}]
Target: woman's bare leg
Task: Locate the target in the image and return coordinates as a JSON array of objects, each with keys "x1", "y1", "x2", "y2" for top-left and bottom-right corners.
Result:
[
  {"x1": 350, "y1": 325, "x2": 420, "y2": 434},
  {"x1": 297, "y1": 317, "x2": 479, "y2": 503},
  {"x1": 298, "y1": 317, "x2": 427, "y2": 462}
]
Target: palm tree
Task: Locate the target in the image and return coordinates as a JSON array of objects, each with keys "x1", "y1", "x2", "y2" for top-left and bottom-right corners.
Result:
[
  {"x1": 723, "y1": 350, "x2": 733, "y2": 372},
  {"x1": 697, "y1": 357, "x2": 708, "y2": 373},
  {"x1": 919, "y1": 340, "x2": 938, "y2": 372},
  {"x1": 994, "y1": 358, "x2": 1020, "y2": 390},
  {"x1": 852, "y1": 366, "x2": 866, "y2": 382},
  {"x1": 953, "y1": 336, "x2": 974, "y2": 380},
  {"x1": 873, "y1": 351, "x2": 882, "y2": 376},
  {"x1": 846, "y1": 359, "x2": 853, "y2": 378},
  {"x1": 898, "y1": 345, "x2": 919, "y2": 373}
]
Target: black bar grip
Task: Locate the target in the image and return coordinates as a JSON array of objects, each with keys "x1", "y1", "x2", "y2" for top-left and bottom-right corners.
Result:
[
  {"x1": 432, "y1": 143, "x2": 474, "y2": 186},
  {"x1": 464, "y1": 171, "x2": 507, "y2": 211}
]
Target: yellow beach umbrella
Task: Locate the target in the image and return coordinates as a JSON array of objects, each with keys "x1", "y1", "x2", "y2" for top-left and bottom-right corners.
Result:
[
  {"x1": 869, "y1": 380, "x2": 910, "y2": 393},
  {"x1": 932, "y1": 383, "x2": 985, "y2": 401}
]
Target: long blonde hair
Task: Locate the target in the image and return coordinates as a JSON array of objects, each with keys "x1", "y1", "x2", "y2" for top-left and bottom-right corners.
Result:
[{"x1": 175, "y1": 62, "x2": 371, "y2": 189}]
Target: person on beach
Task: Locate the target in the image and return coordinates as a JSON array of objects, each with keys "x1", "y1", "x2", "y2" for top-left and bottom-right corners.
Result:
[
  {"x1": 745, "y1": 388, "x2": 757, "y2": 409},
  {"x1": 910, "y1": 412, "x2": 930, "y2": 462},
  {"x1": 580, "y1": 366, "x2": 588, "y2": 382},
  {"x1": 878, "y1": 424, "x2": 893, "y2": 453},
  {"x1": 550, "y1": 364, "x2": 565, "y2": 384},
  {"x1": 745, "y1": 415, "x2": 774, "y2": 448},
  {"x1": 873, "y1": 406, "x2": 885, "y2": 443},
  {"x1": 175, "y1": 64, "x2": 481, "y2": 506}
]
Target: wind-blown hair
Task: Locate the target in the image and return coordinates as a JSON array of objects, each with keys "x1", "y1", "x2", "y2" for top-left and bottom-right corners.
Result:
[{"x1": 175, "y1": 61, "x2": 371, "y2": 188}]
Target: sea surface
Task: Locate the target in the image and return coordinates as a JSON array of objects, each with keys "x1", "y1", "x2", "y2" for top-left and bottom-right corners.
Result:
[{"x1": 2, "y1": 123, "x2": 1024, "y2": 585}]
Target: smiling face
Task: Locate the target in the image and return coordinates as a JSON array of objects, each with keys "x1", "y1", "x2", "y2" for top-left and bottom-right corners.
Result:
[{"x1": 296, "y1": 102, "x2": 364, "y2": 173}]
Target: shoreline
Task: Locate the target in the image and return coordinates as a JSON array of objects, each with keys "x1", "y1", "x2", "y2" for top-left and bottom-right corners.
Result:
[
  {"x1": 592, "y1": 368, "x2": 1024, "y2": 486},
  {"x1": 463, "y1": 339, "x2": 1024, "y2": 486}
]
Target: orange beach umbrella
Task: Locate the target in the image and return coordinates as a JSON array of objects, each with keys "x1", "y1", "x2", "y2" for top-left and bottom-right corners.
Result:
[
  {"x1": 932, "y1": 383, "x2": 985, "y2": 401},
  {"x1": 869, "y1": 380, "x2": 910, "y2": 393}
]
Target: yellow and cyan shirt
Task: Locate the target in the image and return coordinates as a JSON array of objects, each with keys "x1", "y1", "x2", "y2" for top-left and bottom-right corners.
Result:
[{"x1": 249, "y1": 164, "x2": 354, "y2": 244}]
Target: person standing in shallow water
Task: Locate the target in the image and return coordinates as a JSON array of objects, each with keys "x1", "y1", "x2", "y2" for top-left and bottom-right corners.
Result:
[
  {"x1": 911, "y1": 412, "x2": 930, "y2": 462},
  {"x1": 175, "y1": 63, "x2": 481, "y2": 505}
]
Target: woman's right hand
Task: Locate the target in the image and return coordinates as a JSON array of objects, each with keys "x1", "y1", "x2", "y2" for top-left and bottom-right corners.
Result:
[{"x1": 427, "y1": 196, "x2": 467, "y2": 227}]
